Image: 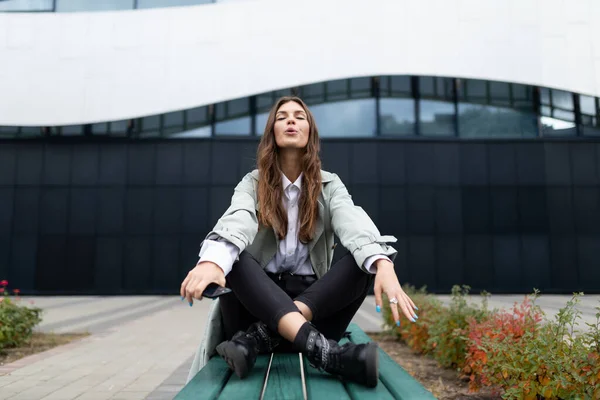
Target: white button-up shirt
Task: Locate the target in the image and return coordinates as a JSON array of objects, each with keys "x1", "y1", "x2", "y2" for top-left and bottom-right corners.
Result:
[{"x1": 198, "y1": 173, "x2": 389, "y2": 276}]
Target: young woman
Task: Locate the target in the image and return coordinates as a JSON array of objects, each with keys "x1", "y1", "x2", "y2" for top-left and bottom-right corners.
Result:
[{"x1": 180, "y1": 96, "x2": 418, "y2": 388}]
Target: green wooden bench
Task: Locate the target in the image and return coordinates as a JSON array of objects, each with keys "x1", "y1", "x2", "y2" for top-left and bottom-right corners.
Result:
[{"x1": 176, "y1": 324, "x2": 436, "y2": 399}]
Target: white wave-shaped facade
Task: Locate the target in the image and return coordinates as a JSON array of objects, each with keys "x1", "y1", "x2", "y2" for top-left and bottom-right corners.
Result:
[{"x1": 0, "y1": 0, "x2": 599, "y2": 126}]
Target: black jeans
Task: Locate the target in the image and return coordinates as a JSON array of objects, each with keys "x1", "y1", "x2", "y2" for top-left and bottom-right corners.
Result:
[{"x1": 219, "y1": 251, "x2": 374, "y2": 351}]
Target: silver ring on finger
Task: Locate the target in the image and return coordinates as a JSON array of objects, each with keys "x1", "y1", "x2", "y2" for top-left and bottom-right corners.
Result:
[{"x1": 389, "y1": 297, "x2": 398, "y2": 305}]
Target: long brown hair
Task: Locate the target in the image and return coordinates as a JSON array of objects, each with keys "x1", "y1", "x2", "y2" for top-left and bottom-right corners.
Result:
[{"x1": 256, "y1": 96, "x2": 322, "y2": 243}]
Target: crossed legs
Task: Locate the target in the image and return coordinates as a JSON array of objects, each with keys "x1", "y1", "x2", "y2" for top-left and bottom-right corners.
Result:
[
  {"x1": 219, "y1": 251, "x2": 373, "y2": 344},
  {"x1": 217, "y1": 251, "x2": 380, "y2": 387}
]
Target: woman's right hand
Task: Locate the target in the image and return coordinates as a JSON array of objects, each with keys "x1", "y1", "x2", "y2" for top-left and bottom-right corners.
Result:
[{"x1": 180, "y1": 261, "x2": 226, "y2": 306}]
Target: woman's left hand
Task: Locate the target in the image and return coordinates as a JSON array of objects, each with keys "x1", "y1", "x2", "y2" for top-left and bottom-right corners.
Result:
[{"x1": 373, "y1": 259, "x2": 418, "y2": 326}]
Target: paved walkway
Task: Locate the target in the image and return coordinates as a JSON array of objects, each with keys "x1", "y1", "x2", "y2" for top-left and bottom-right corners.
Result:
[{"x1": 0, "y1": 293, "x2": 597, "y2": 400}]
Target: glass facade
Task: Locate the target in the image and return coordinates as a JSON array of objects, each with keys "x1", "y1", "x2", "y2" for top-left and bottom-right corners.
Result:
[
  {"x1": 215, "y1": 116, "x2": 251, "y2": 136},
  {"x1": 379, "y1": 76, "x2": 415, "y2": 136},
  {"x1": 539, "y1": 87, "x2": 578, "y2": 136},
  {"x1": 579, "y1": 94, "x2": 600, "y2": 136},
  {"x1": 0, "y1": 0, "x2": 215, "y2": 11},
  {"x1": 310, "y1": 99, "x2": 376, "y2": 137},
  {"x1": 419, "y1": 77, "x2": 456, "y2": 136},
  {"x1": 379, "y1": 98, "x2": 415, "y2": 136},
  {"x1": 0, "y1": 0, "x2": 53, "y2": 11},
  {"x1": 55, "y1": 0, "x2": 134, "y2": 12},
  {"x1": 2, "y1": 75, "x2": 599, "y2": 140},
  {"x1": 136, "y1": 0, "x2": 212, "y2": 9},
  {"x1": 457, "y1": 79, "x2": 538, "y2": 138}
]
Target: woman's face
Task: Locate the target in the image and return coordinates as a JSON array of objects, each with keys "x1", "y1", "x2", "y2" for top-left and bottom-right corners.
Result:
[{"x1": 273, "y1": 101, "x2": 310, "y2": 150}]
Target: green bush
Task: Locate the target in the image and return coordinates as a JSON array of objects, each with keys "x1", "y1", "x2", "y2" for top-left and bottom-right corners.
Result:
[
  {"x1": 381, "y1": 285, "x2": 445, "y2": 355},
  {"x1": 426, "y1": 285, "x2": 491, "y2": 369},
  {"x1": 0, "y1": 280, "x2": 43, "y2": 351}
]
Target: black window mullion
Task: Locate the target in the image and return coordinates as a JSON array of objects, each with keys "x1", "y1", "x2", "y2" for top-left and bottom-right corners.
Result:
[
  {"x1": 373, "y1": 77, "x2": 380, "y2": 136},
  {"x1": 209, "y1": 104, "x2": 216, "y2": 137},
  {"x1": 250, "y1": 96, "x2": 257, "y2": 136},
  {"x1": 533, "y1": 87, "x2": 542, "y2": 137},
  {"x1": 371, "y1": 77, "x2": 379, "y2": 98},
  {"x1": 159, "y1": 114, "x2": 165, "y2": 137},
  {"x1": 183, "y1": 109, "x2": 189, "y2": 132},
  {"x1": 573, "y1": 93, "x2": 582, "y2": 136},
  {"x1": 453, "y1": 78, "x2": 459, "y2": 137},
  {"x1": 412, "y1": 76, "x2": 420, "y2": 136},
  {"x1": 596, "y1": 97, "x2": 600, "y2": 128}
]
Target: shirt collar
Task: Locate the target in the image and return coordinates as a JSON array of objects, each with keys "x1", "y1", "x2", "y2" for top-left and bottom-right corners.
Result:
[{"x1": 282, "y1": 173, "x2": 302, "y2": 191}]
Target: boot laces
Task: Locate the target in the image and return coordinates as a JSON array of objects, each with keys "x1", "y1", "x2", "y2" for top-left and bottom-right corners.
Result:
[
  {"x1": 325, "y1": 341, "x2": 351, "y2": 372},
  {"x1": 255, "y1": 323, "x2": 276, "y2": 352},
  {"x1": 319, "y1": 334, "x2": 330, "y2": 370}
]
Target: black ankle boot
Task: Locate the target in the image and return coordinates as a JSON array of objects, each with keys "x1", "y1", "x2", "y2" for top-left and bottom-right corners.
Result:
[
  {"x1": 300, "y1": 324, "x2": 379, "y2": 388},
  {"x1": 216, "y1": 321, "x2": 281, "y2": 379}
]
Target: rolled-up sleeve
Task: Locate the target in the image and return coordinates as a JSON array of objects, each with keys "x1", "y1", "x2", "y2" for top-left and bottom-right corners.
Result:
[
  {"x1": 363, "y1": 254, "x2": 392, "y2": 274},
  {"x1": 198, "y1": 238, "x2": 240, "y2": 276},
  {"x1": 329, "y1": 175, "x2": 397, "y2": 272}
]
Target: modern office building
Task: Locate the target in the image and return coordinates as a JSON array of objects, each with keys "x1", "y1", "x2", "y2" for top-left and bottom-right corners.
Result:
[{"x1": 1, "y1": 0, "x2": 599, "y2": 294}]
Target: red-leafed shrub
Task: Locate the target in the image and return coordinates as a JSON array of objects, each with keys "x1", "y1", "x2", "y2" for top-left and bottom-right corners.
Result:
[
  {"x1": 464, "y1": 294, "x2": 543, "y2": 393},
  {"x1": 474, "y1": 292, "x2": 600, "y2": 399}
]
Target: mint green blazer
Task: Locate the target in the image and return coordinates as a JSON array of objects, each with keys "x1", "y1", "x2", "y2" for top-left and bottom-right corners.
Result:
[{"x1": 201, "y1": 169, "x2": 398, "y2": 278}]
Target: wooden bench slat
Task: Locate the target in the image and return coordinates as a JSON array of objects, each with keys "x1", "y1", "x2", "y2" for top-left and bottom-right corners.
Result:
[
  {"x1": 337, "y1": 336, "x2": 396, "y2": 400},
  {"x1": 302, "y1": 358, "x2": 351, "y2": 400},
  {"x1": 344, "y1": 380, "x2": 396, "y2": 400},
  {"x1": 174, "y1": 357, "x2": 232, "y2": 400},
  {"x1": 346, "y1": 324, "x2": 437, "y2": 400},
  {"x1": 262, "y1": 353, "x2": 305, "y2": 400},
  {"x1": 218, "y1": 355, "x2": 271, "y2": 399}
]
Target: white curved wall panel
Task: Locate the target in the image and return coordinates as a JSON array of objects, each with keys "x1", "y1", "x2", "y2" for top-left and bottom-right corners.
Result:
[{"x1": 1, "y1": 0, "x2": 599, "y2": 126}]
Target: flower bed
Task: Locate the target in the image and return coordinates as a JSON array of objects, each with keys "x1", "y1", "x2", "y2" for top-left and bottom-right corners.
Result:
[{"x1": 382, "y1": 285, "x2": 600, "y2": 399}]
